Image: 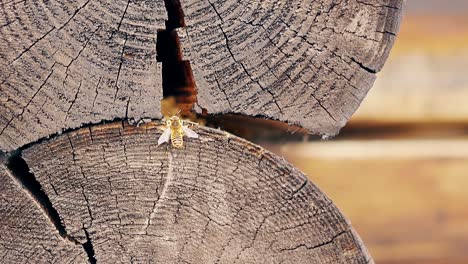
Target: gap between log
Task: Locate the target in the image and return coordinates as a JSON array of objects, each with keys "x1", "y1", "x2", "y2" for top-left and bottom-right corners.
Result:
[
  {"x1": 158, "y1": 0, "x2": 198, "y2": 117},
  {"x1": 154, "y1": 0, "x2": 312, "y2": 138}
]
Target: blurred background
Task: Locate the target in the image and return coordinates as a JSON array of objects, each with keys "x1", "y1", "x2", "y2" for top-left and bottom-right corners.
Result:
[{"x1": 271, "y1": 1, "x2": 468, "y2": 263}]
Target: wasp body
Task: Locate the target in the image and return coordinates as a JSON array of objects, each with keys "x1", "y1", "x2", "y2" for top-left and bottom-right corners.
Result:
[{"x1": 158, "y1": 116, "x2": 199, "y2": 148}]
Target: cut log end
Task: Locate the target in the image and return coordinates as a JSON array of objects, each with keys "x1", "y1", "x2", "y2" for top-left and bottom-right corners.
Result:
[{"x1": 1, "y1": 122, "x2": 372, "y2": 263}]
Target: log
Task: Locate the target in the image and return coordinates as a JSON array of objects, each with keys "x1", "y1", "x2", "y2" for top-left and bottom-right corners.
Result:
[
  {"x1": 0, "y1": 0, "x2": 403, "y2": 263},
  {"x1": 1, "y1": 121, "x2": 371, "y2": 263},
  {"x1": 179, "y1": 0, "x2": 402, "y2": 133},
  {"x1": 0, "y1": 0, "x2": 403, "y2": 151}
]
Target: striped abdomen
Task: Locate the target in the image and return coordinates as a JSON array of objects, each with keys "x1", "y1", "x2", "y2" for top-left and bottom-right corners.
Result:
[{"x1": 171, "y1": 130, "x2": 184, "y2": 149}]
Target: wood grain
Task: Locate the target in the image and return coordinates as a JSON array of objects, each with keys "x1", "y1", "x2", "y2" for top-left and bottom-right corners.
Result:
[
  {"x1": 0, "y1": 0, "x2": 403, "y2": 151},
  {"x1": 0, "y1": 167, "x2": 88, "y2": 263},
  {"x1": 1, "y1": 121, "x2": 372, "y2": 263},
  {"x1": 0, "y1": 0, "x2": 165, "y2": 151},
  {"x1": 179, "y1": 0, "x2": 403, "y2": 134}
]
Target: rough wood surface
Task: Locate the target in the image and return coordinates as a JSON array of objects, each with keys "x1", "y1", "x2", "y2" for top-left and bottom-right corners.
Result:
[
  {"x1": 177, "y1": 0, "x2": 403, "y2": 133},
  {"x1": 0, "y1": 0, "x2": 165, "y2": 151},
  {"x1": 0, "y1": 0, "x2": 403, "y2": 151},
  {"x1": 1, "y1": 121, "x2": 372, "y2": 263},
  {"x1": 0, "y1": 167, "x2": 88, "y2": 263}
]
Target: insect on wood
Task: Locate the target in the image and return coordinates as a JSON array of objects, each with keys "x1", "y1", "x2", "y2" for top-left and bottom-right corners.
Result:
[{"x1": 158, "y1": 114, "x2": 199, "y2": 149}]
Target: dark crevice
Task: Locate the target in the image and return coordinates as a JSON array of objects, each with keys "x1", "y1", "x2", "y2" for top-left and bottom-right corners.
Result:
[
  {"x1": 279, "y1": 229, "x2": 348, "y2": 252},
  {"x1": 351, "y1": 57, "x2": 377, "y2": 74},
  {"x1": 5, "y1": 154, "x2": 97, "y2": 264},
  {"x1": 157, "y1": 31, "x2": 196, "y2": 105},
  {"x1": 164, "y1": 0, "x2": 185, "y2": 30},
  {"x1": 83, "y1": 228, "x2": 97, "y2": 264},
  {"x1": 158, "y1": 0, "x2": 197, "y2": 116},
  {"x1": 6, "y1": 155, "x2": 69, "y2": 238},
  {"x1": 289, "y1": 179, "x2": 308, "y2": 200}
]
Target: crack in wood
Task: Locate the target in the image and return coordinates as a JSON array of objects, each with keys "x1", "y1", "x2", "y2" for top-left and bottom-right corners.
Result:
[
  {"x1": 355, "y1": 0, "x2": 401, "y2": 10},
  {"x1": 208, "y1": 1, "x2": 284, "y2": 115},
  {"x1": 83, "y1": 228, "x2": 97, "y2": 264},
  {"x1": 91, "y1": 76, "x2": 103, "y2": 111},
  {"x1": 0, "y1": 18, "x2": 17, "y2": 28},
  {"x1": 56, "y1": 0, "x2": 91, "y2": 32},
  {"x1": 158, "y1": 0, "x2": 197, "y2": 116},
  {"x1": 65, "y1": 81, "x2": 82, "y2": 121},
  {"x1": 0, "y1": 63, "x2": 56, "y2": 136},
  {"x1": 234, "y1": 15, "x2": 367, "y2": 121},
  {"x1": 275, "y1": 15, "x2": 379, "y2": 75},
  {"x1": 279, "y1": 229, "x2": 349, "y2": 252},
  {"x1": 4, "y1": 154, "x2": 97, "y2": 263},
  {"x1": 116, "y1": 0, "x2": 131, "y2": 33},
  {"x1": 11, "y1": 27, "x2": 55, "y2": 64},
  {"x1": 144, "y1": 151, "x2": 173, "y2": 233},
  {"x1": 351, "y1": 57, "x2": 377, "y2": 74},
  {"x1": 164, "y1": 0, "x2": 186, "y2": 30},
  {"x1": 113, "y1": 34, "x2": 128, "y2": 102}
]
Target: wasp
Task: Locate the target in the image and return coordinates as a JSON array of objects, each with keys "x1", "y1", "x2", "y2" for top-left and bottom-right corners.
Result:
[{"x1": 158, "y1": 115, "x2": 199, "y2": 148}]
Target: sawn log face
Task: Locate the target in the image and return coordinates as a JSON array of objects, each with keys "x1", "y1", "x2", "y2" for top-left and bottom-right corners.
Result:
[{"x1": 0, "y1": 122, "x2": 372, "y2": 263}]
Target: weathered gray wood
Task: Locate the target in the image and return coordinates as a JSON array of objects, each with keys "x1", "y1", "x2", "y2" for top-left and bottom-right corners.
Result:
[
  {"x1": 0, "y1": 0, "x2": 403, "y2": 151},
  {"x1": 0, "y1": 0, "x2": 165, "y2": 151},
  {"x1": 2, "y1": 121, "x2": 371, "y2": 263},
  {"x1": 179, "y1": 0, "x2": 403, "y2": 134},
  {"x1": 0, "y1": 167, "x2": 88, "y2": 263}
]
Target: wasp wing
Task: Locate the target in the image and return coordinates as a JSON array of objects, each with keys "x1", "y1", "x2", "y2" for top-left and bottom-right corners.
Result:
[
  {"x1": 182, "y1": 126, "x2": 199, "y2": 138},
  {"x1": 158, "y1": 127, "x2": 171, "y2": 145}
]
